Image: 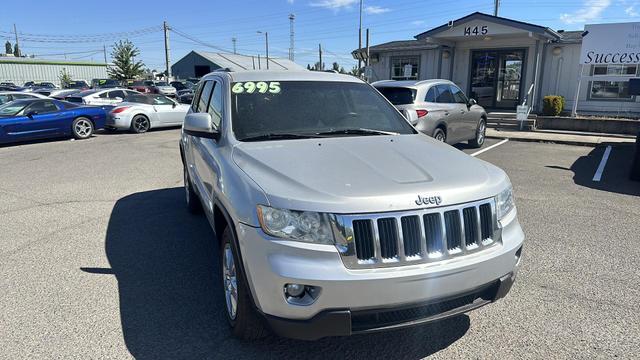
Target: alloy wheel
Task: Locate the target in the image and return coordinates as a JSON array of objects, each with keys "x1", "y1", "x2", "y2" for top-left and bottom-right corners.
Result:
[
  {"x1": 133, "y1": 116, "x2": 149, "y2": 133},
  {"x1": 74, "y1": 119, "x2": 92, "y2": 138},
  {"x1": 477, "y1": 121, "x2": 486, "y2": 144},
  {"x1": 223, "y1": 243, "x2": 238, "y2": 320}
]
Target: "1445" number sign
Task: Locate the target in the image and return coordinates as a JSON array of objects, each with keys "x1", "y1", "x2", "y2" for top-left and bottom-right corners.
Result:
[{"x1": 464, "y1": 25, "x2": 488, "y2": 36}]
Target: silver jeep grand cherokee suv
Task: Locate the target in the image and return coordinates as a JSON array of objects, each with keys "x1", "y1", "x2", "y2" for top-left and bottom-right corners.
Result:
[{"x1": 180, "y1": 70, "x2": 524, "y2": 340}]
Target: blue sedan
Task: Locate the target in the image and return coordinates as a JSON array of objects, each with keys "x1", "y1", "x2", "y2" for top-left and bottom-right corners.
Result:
[{"x1": 0, "y1": 98, "x2": 106, "y2": 144}]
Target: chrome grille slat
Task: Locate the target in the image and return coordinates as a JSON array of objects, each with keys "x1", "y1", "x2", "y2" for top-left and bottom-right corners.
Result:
[{"x1": 334, "y1": 199, "x2": 500, "y2": 269}]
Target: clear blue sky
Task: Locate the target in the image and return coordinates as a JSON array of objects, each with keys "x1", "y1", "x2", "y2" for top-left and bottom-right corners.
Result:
[{"x1": 0, "y1": 0, "x2": 635, "y2": 71}]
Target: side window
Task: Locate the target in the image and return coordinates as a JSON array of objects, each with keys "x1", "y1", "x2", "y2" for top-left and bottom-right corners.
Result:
[
  {"x1": 108, "y1": 90, "x2": 126, "y2": 99},
  {"x1": 450, "y1": 85, "x2": 468, "y2": 104},
  {"x1": 197, "y1": 81, "x2": 214, "y2": 113},
  {"x1": 435, "y1": 84, "x2": 454, "y2": 103},
  {"x1": 207, "y1": 81, "x2": 223, "y2": 129},
  {"x1": 425, "y1": 87, "x2": 438, "y2": 102},
  {"x1": 25, "y1": 100, "x2": 59, "y2": 114},
  {"x1": 98, "y1": 91, "x2": 109, "y2": 98},
  {"x1": 191, "y1": 82, "x2": 205, "y2": 112}
]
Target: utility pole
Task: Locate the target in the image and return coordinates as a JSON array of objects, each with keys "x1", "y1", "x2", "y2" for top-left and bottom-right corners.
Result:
[
  {"x1": 289, "y1": 14, "x2": 295, "y2": 61},
  {"x1": 365, "y1": 28, "x2": 370, "y2": 67},
  {"x1": 232, "y1": 37, "x2": 237, "y2": 54},
  {"x1": 257, "y1": 31, "x2": 269, "y2": 69},
  {"x1": 103, "y1": 44, "x2": 108, "y2": 64},
  {"x1": 163, "y1": 21, "x2": 171, "y2": 79},
  {"x1": 265, "y1": 32, "x2": 269, "y2": 69},
  {"x1": 318, "y1": 43, "x2": 323, "y2": 71},
  {"x1": 358, "y1": 0, "x2": 363, "y2": 70},
  {"x1": 494, "y1": 0, "x2": 500, "y2": 16},
  {"x1": 13, "y1": 24, "x2": 20, "y2": 56}
]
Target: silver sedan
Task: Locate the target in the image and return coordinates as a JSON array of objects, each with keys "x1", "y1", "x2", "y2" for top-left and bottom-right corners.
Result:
[{"x1": 106, "y1": 93, "x2": 190, "y2": 133}]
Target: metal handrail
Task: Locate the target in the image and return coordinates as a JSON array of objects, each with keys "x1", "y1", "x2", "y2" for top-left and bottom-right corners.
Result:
[{"x1": 521, "y1": 83, "x2": 535, "y2": 107}]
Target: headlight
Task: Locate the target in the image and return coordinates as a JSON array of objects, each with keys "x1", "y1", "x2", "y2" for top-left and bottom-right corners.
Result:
[
  {"x1": 495, "y1": 184, "x2": 515, "y2": 220},
  {"x1": 256, "y1": 205, "x2": 334, "y2": 244}
]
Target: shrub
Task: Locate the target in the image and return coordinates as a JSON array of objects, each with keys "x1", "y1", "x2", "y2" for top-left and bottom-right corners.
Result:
[{"x1": 543, "y1": 95, "x2": 565, "y2": 116}]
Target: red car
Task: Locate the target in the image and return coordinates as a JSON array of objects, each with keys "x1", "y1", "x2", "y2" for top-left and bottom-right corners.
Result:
[{"x1": 128, "y1": 80, "x2": 155, "y2": 94}]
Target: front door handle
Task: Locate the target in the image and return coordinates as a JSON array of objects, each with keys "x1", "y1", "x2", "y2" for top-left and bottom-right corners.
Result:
[{"x1": 444, "y1": 112, "x2": 450, "y2": 116}]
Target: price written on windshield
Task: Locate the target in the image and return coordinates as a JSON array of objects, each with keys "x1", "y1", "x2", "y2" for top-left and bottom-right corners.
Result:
[{"x1": 232, "y1": 82, "x2": 281, "y2": 94}]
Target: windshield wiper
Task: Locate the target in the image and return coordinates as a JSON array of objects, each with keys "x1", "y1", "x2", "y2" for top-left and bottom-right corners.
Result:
[
  {"x1": 315, "y1": 128, "x2": 399, "y2": 136},
  {"x1": 240, "y1": 133, "x2": 323, "y2": 142}
]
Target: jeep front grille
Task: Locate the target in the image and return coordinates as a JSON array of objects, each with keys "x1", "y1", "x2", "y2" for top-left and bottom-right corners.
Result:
[{"x1": 333, "y1": 199, "x2": 499, "y2": 269}]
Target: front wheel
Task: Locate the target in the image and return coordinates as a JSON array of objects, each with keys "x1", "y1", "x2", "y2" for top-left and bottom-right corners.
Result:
[
  {"x1": 72, "y1": 117, "x2": 94, "y2": 139},
  {"x1": 468, "y1": 119, "x2": 486, "y2": 148},
  {"x1": 220, "y1": 227, "x2": 268, "y2": 340}
]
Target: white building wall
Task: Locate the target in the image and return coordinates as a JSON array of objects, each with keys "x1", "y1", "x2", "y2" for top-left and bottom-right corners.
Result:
[
  {"x1": 540, "y1": 43, "x2": 640, "y2": 115},
  {"x1": 0, "y1": 61, "x2": 108, "y2": 87}
]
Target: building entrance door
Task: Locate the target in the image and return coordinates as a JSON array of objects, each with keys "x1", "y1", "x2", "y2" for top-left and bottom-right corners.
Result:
[{"x1": 470, "y1": 49, "x2": 525, "y2": 109}]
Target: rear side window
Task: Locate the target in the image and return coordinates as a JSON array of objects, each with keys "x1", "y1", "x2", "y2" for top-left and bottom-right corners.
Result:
[
  {"x1": 376, "y1": 87, "x2": 416, "y2": 105},
  {"x1": 196, "y1": 81, "x2": 214, "y2": 113},
  {"x1": 435, "y1": 84, "x2": 454, "y2": 103},
  {"x1": 425, "y1": 87, "x2": 437, "y2": 102}
]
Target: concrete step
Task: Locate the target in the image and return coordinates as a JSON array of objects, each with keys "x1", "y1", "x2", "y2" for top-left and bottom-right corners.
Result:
[{"x1": 487, "y1": 111, "x2": 537, "y2": 119}]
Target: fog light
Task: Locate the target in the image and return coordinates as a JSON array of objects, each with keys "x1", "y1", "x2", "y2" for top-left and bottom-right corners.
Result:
[{"x1": 285, "y1": 283, "x2": 305, "y2": 298}]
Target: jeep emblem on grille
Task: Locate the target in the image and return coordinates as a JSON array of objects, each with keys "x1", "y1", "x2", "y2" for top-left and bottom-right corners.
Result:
[{"x1": 415, "y1": 195, "x2": 442, "y2": 206}]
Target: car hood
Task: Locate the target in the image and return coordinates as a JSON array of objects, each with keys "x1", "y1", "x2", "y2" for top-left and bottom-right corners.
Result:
[
  {"x1": 232, "y1": 134, "x2": 509, "y2": 214},
  {"x1": 157, "y1": 86, "x2": 176, "y2": 91}
]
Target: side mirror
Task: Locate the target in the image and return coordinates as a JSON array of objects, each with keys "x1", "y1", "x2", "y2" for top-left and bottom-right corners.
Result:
[
  {"x1": 468, "y1": 98, "x2": 477, "y2": 107},
  {"x1": 26, "y1": 111, "x2": 38, "y2": 118},
  {"x1": 183, "y1": 112, "x2": 219, "y2": 139},
  {"x1": 172, "y1": 101, "x2": 177, "y2": 108}
]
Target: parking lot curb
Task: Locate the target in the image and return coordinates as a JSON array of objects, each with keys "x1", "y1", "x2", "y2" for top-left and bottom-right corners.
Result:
[{"x1": 486, "y1": 129, "x2": 636, "y2": 147}]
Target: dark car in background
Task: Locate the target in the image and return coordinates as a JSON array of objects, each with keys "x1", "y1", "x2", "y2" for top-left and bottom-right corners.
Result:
[
  {"x1": 91, "y1": 79, "x2": 121, "y2": 89},
  {"x1": 0, "y1": 98, "x2": 106, "y2": 144}
]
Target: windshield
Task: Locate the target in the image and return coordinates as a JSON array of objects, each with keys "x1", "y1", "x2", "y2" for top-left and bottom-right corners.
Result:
[
  {"x1": 156, "y1": 82, "x2": 169, "y2": 86},
  {"x1": 376, "y1": 87, "x2": 417, "y2": 105},
  {"x1": 231, "y1": 81, "x2": 414, "y2": 141},
  {"x1": 0, "y1": 101, "x2": 29, "y2": 116}
]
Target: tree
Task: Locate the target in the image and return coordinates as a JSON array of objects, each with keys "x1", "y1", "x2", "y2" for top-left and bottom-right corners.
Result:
[
  {"x1": 306, "y1": 64, "x2": 312, "y2": 70},
  {"x1": 339, "y1": 66, "x2": 346, "y2": 74},
  {"x1": 332, "y1": 62, "x2": 340, "y2": 72},
  {"x1": 348, "y1": 66, "x2": 360, "y2": 77},
  {"x1": 13, "y1": 43, "x2": 20, "y2": 57},
  {"x1": 314, "y1": 61, "x2": 325, "y2": 71},
  {"x1": 59, "y1": 68, "x2": 73, "y2": 88},
  {"x1": 107, "y1": 40, "x2": 145, "y2": 80},
  {"x1": 5, "y1": 41, "x2": 12, "y2": 55}
]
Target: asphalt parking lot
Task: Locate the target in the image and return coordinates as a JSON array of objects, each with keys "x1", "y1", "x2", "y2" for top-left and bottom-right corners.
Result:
[{"x1": 1, "y1": 130, "x2": 639, "y2": 359}]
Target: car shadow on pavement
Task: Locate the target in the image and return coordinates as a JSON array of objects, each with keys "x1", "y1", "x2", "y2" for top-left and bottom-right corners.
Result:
[
  {"x1": 105, "y1": 187, "x2": 470, "y2": 360},
  {"x1": 547, "y1": 142, "x2": 640, "y2": 197}
]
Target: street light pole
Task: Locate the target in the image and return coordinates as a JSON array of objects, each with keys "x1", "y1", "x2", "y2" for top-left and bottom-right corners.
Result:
[{"x1": 358, "y1": 0, "x2": 363, "y2": 71}]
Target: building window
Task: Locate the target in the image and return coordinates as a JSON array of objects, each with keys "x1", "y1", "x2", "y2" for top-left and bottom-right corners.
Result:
[
  {"x1": 391, "y1": 57, "x2": 419, "y2": 80},
  {"x1": 589, "y1": 64, "x2": 637, "y2": 100},
  {"x1": 592, "y1": 64, "x2": 636, "y2": 76},
  {"x1": 589, "y1": 81, "x2": 631, "y2": 100}
]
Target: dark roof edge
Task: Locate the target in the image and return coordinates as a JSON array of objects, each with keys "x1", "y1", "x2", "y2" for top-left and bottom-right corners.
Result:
[{"x1": 415, "y1": 12, "x2": 560, "y2": 40}]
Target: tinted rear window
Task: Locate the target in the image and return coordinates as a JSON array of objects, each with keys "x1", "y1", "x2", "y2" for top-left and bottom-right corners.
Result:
[
  {"x1": 66, "y1": 97, "x2": 83, "y2": 103},
  {"x1": 376, "y1": 87, "x2": 416, "y2": 105}
]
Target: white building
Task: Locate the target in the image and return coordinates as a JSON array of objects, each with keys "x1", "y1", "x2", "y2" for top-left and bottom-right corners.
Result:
[
  {"x1": 354, "y1": 12, "x2": 639, "y2": 116},
  {"x1": 0, "y1": 57, "x2": 108, "y2": 87}
]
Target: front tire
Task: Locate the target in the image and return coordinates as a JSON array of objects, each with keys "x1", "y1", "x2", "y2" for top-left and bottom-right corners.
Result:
[
  {"x1": 220, "y1": 227, "x2": 268, "y2": 340},
  {"x1": 184, "y1": 166, "x2": 202, "y2": 214},
  {"x1": 72, "y1": 117, "x2": 94, "y2": 140},
  {"x1": 130, "y1": 114, "x2": 150, "y2": 134},
  {"x1": 469, "y1": 118, "x2": 486, "y2": 148}
]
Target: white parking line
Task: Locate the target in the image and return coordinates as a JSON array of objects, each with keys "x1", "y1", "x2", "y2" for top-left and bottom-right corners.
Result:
[
  {"x1": 592, "y1": 145, "x2": 612, "y2": 182},
  {"x1": 470, "y1": 139, "x2": 509, "y2": 157}
]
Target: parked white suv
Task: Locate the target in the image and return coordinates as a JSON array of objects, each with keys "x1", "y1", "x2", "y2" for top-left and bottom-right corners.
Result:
[
  {"x1": 374, "y1": 79, "x2": 487, "y2": 147},
  {"x1": 180, "y1": 70, "x2": 524, "y2": 340}
]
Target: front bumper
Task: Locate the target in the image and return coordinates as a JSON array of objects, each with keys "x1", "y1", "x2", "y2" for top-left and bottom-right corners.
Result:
[
  {"x1": 265, "y1": 272, "x2": 515, "y2": 340},
  {"x1": 236, "y1": 214, "x2": 524, "y2": 339}
]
